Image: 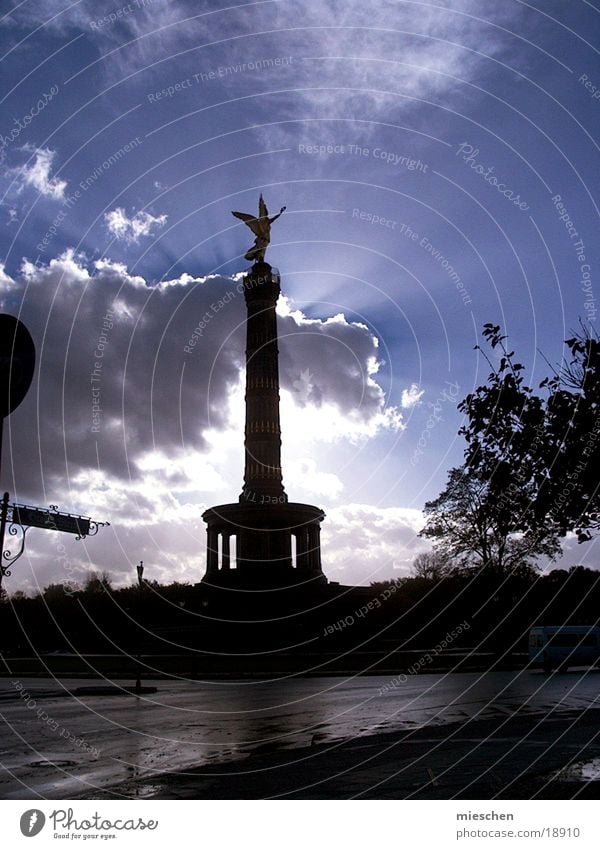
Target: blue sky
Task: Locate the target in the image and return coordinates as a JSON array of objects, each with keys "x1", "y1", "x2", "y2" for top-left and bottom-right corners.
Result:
[{"x1": 1, "y1": 0, "x2": 599, "y2": 590}]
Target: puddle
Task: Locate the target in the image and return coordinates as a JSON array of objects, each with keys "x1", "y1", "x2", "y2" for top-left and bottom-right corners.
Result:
[
  {"x1": 29, "y1": 760, "x2": 77, "y2": 769},
  {"x1": 127, "y1": 782, "x2": 166, "y2": 798},
  {"x1": 553, "y1": 758, "x2": 600, "y2": 782}
]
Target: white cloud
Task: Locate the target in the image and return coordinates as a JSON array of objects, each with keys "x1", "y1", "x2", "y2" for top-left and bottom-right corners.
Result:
[
  {"x1": 18, "y1": 465, "x2": 208, "y2": 593},
  {"x1": 286, "y1": 457, "x2": 344, "y2": 500},
  {"x1": 135, "y1": 449, "x2": 227, "y2": 495},
  {"x1": 13, "y1": 147, "x2": 66, "y2": 200},
  {"x1": 278, "y1": 295, "x2": 404, "y2": 440},
  {"x1": 281, "y1": 390, "x2": 403, "y2": 444},
  {"x1": 401, "y1": 383, "x2": 425, "y2": 409},
  {"x1": 323, "y1": 503, "x2": 429, "y2": 584},
  {"x1": 1, "y1": 250, "x2": 402, "y2": 497},
  {"x1": 104, "y1": 207, "x2": 167, "y2": 243},
  {"x1": 0, "y1": 250, "x2": 418, "y2": 590},
  {"x1": 7, "y1": 2, "x2": 525, "y2": 133},
  {"x1": 0, "y1": 262, "x2": 14, "y2": 289}
]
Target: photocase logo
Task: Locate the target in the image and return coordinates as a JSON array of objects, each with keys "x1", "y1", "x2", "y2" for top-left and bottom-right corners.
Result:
[{"x1": 20, "y1": 810, "x2": 46, "y2": 837}]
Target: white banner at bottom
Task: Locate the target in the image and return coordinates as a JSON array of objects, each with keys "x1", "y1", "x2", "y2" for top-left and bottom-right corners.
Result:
[{"x1": 0, "y1": 799, "x2": 597, "y2": 847}]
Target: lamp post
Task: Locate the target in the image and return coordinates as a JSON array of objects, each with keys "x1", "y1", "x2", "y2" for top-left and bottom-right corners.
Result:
[{"x1": 134, "y1": 560, "x2": 144, "y2": 693}]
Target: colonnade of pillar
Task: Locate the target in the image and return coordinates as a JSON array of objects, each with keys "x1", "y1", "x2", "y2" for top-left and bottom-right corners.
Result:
[
  {"x1": 292, "y1": 524, "x2": 322, "y2": 573},
  {"x1": 205, "y1": 524, "x2": 322, "y2": 575}
]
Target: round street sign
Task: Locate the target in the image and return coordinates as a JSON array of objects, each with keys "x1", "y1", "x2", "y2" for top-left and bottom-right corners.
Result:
[{"x1": 0, "y1": 314, "x2": 35, "y2": 418}]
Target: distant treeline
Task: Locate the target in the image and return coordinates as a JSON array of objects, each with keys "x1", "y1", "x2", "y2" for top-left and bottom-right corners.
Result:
[{"x1": 2, "y1": 566, "x2": 599, "y2": 658}]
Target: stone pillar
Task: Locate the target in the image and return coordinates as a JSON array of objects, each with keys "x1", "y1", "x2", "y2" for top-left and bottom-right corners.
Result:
[
  {"x1": 307, "y1": 524, "x2": 322, "y2": 573},
  {"x1": 295, "y1": 527, "x2": 309, "y2": 569},
  {"x1": 207, "y1": 527, "x2": 219, "y2": 574},
  {"x1": 314, "y1": 524, "x2": 322, "y2": 573},
  {"x1": 221, "y1": 532, "x2": 230, "y2": 570}
]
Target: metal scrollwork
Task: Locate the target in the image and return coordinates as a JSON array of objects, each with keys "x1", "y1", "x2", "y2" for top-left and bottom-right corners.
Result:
[
  {"x1": 0, "y1": 494, "x2": 109, "y2": 584},
  {"x1": 75, "y1": 520, "x2": 110, "y2": 542},
  {"x1": 1, "y1": 520, "x2": 29, "y2": 576}
]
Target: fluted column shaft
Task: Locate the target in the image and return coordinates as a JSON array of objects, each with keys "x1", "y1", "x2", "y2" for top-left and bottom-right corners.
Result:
[{"x1": 240, "y1": 263, "x2": 287, "y2": 503}]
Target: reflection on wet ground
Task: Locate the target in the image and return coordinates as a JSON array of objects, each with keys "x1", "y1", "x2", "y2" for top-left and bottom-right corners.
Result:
[
  {"x1": 1, "y1": 667, "x2": 599, "y2": 798},
  {"x1": 554, "y1": 757, "x2": 600, "y2": 783}
]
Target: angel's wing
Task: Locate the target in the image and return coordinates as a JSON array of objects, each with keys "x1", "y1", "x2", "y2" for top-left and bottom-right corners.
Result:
[
  {"x1": 258, "y1": 194, "x2": 268, "y2": 219},
  {"x1": 231, "y1": 210, "x2": 255, "y2": 224},
  {"x1": 232, "y1": 209, "x2": 262, "y2": 236}
]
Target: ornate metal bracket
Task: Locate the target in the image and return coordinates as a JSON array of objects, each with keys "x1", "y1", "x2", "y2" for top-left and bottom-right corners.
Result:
[
  {"x1": 1, "y1": 519, "x2": 29, "y2": 577},
  {"x1": 76, "y1": 519, "x2": 110, "y2": 541},
  {"x1": 0, "y1": 491, "x2": 110, "y2": 584}
]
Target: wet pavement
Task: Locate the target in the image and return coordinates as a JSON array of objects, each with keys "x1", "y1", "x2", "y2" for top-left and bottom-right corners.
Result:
[{"x1": 1, "y1": 667, "x2": 599, "y2": 798}]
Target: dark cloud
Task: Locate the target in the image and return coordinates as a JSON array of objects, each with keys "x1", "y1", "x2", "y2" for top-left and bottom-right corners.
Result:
[
  {"x1": 0, "y1": 252, "x2": 400, "y2": 503},
  {"x1": 279, "y1": 308, "x2": 389, "y2": 418},
  {"x1": 1, "y1": 252, "x2": 243, "y2": 499}
]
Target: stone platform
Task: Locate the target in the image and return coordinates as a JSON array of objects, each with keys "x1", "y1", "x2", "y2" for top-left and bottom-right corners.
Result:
[{"x1": 202, "y1": 501, "x2": 326, "y2": 589}]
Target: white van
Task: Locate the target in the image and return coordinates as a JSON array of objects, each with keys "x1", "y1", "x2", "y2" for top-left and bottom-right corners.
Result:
[{"x1": 529, "y1": 625, "x2": 600, "y2": 672}]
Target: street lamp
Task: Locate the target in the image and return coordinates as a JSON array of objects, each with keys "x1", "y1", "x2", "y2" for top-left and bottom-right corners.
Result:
[
  {"x1": 134, "y1": 560, "x2": 144, "y2": 693},
  {"x1": 131, "y1": 560, "x2": 156, "y2": 696}
]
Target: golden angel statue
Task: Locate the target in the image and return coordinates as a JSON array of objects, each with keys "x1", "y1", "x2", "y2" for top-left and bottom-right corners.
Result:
[{"x1": 231, "y1": 194, "x2": 286, "y2": 263}]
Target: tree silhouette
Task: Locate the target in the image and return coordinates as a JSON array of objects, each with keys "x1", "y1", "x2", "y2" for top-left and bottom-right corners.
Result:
[
  {"x1": 539, "y1": 325, "x2": 600, "y2": 539},
  {"x1": 461, "y1": 323, "x2": 600, "y2": 543},
  {"x1": 411, "y1": 551, "x2": 450, "y2": 580},
  {"x1": 420, "y1": 467, "x2": 559, "y2": 576},
  {"x1": 83, "y1": 571, "x2": 112, "y2": 594},
  {"x1": 418, "y1": 322, "x2": 600, "y2": 573}
]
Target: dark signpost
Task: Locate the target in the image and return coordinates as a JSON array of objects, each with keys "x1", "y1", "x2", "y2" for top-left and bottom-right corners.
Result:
[
  {"x1": 0, "y1": 314, "x2": 108, "y2": 593},
  {"x1": 0, "y1": 497, "x2": 108, "y2": 588},
  {"x1": 11, "y1": 505, "x2": 91, "y2": 537}
]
